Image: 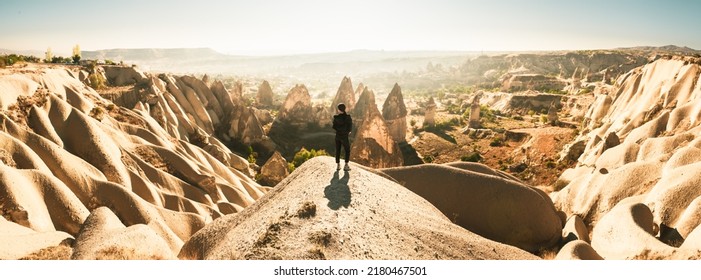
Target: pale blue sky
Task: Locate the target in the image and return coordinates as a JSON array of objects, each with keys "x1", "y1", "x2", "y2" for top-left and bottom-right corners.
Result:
[{"x1": 1, "y1": 0, "x2": 699, "y2": 55}]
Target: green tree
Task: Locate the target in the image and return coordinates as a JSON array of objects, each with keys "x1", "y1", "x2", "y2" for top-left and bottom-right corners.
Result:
[
  {"x1": 72, "y1": 44, "x2": 81, "y2": 64},
  {"x1": 88, "y1": 73, "x2": 106, "y2": 89},
  {"x1": 45, "y1": 47, "x2": 52, "y2": 63},
  {"x1": 247, "y1": 146, "x2": 258, "y2": 164}
]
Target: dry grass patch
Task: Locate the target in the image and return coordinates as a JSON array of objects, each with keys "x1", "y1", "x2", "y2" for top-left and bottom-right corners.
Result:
[
  {"x1": 133, "y1": 146, "x2": 173, "y2": 173},
  {"x1": 89, "y1": 106, "x2": 107, "y2": 121},
  {"x1": 107, "y1": 105, "x2": 147, "y2": 128},
  {"x1": 95, "y1": 246, "x2": 167, "y2": 260},
  {"x1": 306, "y1": 248, "x2": 326, "y2": 260},
  {"x1": 537, "y1": 246, "x2": 559, "y2": 260},
  {"x1": 308, "y1": 230, "x2": 333, "y2": 247},
  {"x1": 4, "y1": 88, "x2": 49, "y2": 128},
  {"x1": 0, "y1": 148, "x2": 17, "y2": 167},
  {"x1": 19, "y1": 244, "x2": 72, "y2": 260},
  {"x1": 296, "y1": 201, "x2": 317, "y2": 219},
  {"x1": 254, "y1": 220, "x2": 291, "y2": 248}
]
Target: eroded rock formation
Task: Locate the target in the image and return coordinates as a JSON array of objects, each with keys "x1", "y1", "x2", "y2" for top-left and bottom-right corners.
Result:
[
  {"x1": 382, "y1": 83, "x2": 407, "y2": 142},
  {"x1": 424, "y1": 97, "x2": 437, "y2": 127},
  {"x1": 350, "y1": 87, "x2": 403, "y2": 168},
  {"x1": 330, "y1": 76, "x2": 356, "y2": 114},
  {"x1": 258, "y1": 151, "x2": 289, "y2": 187},
  {"x1": 256, "y1": 80, "x2": 274, "y2": 108}
]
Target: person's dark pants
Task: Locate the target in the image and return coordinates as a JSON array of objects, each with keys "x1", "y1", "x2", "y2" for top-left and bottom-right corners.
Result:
[{"x1": 335, "y1": 134, "x2": 350, "y2": 163}]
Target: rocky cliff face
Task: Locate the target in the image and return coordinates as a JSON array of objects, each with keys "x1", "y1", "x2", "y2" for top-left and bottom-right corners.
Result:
[
  {"x1": 480, "y1": 91, "x2": 563, "y2": 115},
  {"x1": 501, "y1": 73, "x2": 566, "y2": 92},
  {"x1": 460, "y1": 51, "x2": 649, "y2": 85},
  {"x1": 102, "y1": 65, "x2": 148, "y2": 86},
  {"x1": 381, "y1": 83, "x2": 408, "y2": 143}
]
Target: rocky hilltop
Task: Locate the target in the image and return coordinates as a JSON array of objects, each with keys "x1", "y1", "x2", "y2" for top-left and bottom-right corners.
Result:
[{"x1": 180, "y1": 157, "x2": 538, "y2": 260}]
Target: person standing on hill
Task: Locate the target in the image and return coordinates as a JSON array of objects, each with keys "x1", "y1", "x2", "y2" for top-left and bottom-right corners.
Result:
[{"x1": 332, "y1": 103, "x2": 353, "y2": 171}]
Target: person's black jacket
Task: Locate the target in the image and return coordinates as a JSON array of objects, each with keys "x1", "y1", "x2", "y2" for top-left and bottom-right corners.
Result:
[{"x1": 332, "y1": 113, "x2": 352, "y2": 136}]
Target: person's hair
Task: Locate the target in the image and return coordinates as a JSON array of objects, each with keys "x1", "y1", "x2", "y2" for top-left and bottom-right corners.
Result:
[{"x1": 337, "y1": 103, "x2": 346, "y2": 112}]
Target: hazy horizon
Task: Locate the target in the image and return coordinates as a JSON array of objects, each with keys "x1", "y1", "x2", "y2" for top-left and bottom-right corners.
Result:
[{"x1": 2, "y1": 0, "x2": 700, "y2": 56}]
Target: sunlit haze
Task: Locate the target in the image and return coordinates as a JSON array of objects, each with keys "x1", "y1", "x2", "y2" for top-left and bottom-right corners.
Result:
[{"x1": 1, "y1": 0, "x2": 700, "y2": 55}]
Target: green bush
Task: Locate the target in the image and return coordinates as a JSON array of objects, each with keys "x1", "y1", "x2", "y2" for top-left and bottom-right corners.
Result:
[
  {"x1": 292, "y1": 148, "x2": 329, "y2": 168},
  {"x1": 461, "y1": 152, "x2": 482, "y2": 162},
  {"x1": 463, "y1": 104, "x2": 496, "y2": 123},
  {"x1": 489, "y1": 137, "x2": 504, "y2": 147},
  {"x1": 88, "y1": 73, "x2": 106, "y2": 90},
  {"x1": 423, "y1": 154, "x2": 434, "y2": 163},
  {"x1": 89, "y1": 106, "x2": 107, "y2": 121},
  {"x1": 0, "y1": 54, "x2": 40, "y2": 67},
  {"x1": 539, "y1": 114, "x2": 548, "y2": 123},
  {"x1": 513, "y1": 115, "x2": 524, "y2": 121},
  {"x1": 542, "y1": 88, "x2": 568, "y2": 95},
  {"x1": 424, "y1": 117, "x2": 461, "y2": 133},
  {"x1": 247, "y1": 146, "x2": 257, "y2": 164},
  {"x1": 446, "y1": 103, "x2": 462, "y2": 114}
]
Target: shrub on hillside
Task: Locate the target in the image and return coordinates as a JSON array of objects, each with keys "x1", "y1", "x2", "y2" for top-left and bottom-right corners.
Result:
[
  {"x1": 88, "y1": 73, "x2": 106, "y2": 90},
  {"x1": 463, "y1": 105, "x2": 497, "y2": 123},
  {"x1": 291, "y1": 148, "x2": 329, "y2": 170},
  {"x1": 461, "y1": 151, "x2": 482, "y2": 162},
  {"x1": 489, "y1": 137, "x2": 504, "y2": 147},
  {"x1": 424, "y1": 117, "x2": 461, "y2": 132},
  {"x1": 247, "y1": 146, "x2": 258, "y2": 164}
]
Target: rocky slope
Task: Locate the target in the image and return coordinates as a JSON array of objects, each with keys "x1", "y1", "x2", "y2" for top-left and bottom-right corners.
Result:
[
  {"x1": 380, "y1": 163, "x2": 562, "y2": 253},
  {"x1": 460, "y1": 51, "x2": 649, "y2": 85},
  {"x1": 0, "y1": 64, "x2": 267, "y2": 259},
  {"x1": 553, "y1": 56, "x2": 701, "y2": 259}
]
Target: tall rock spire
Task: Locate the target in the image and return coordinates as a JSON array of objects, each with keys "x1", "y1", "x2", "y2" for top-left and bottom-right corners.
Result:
[
  {"x1": 330, "y1": 76, "x2": 356, "y2": 114},
  {"x1": 382, "y1": 83, "x2": 408, "y2": 142}
]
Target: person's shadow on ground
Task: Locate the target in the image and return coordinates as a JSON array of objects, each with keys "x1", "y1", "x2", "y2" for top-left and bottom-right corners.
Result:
[{"x1": 324, "y1": 170, "x2": 351, "y2": 210}]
